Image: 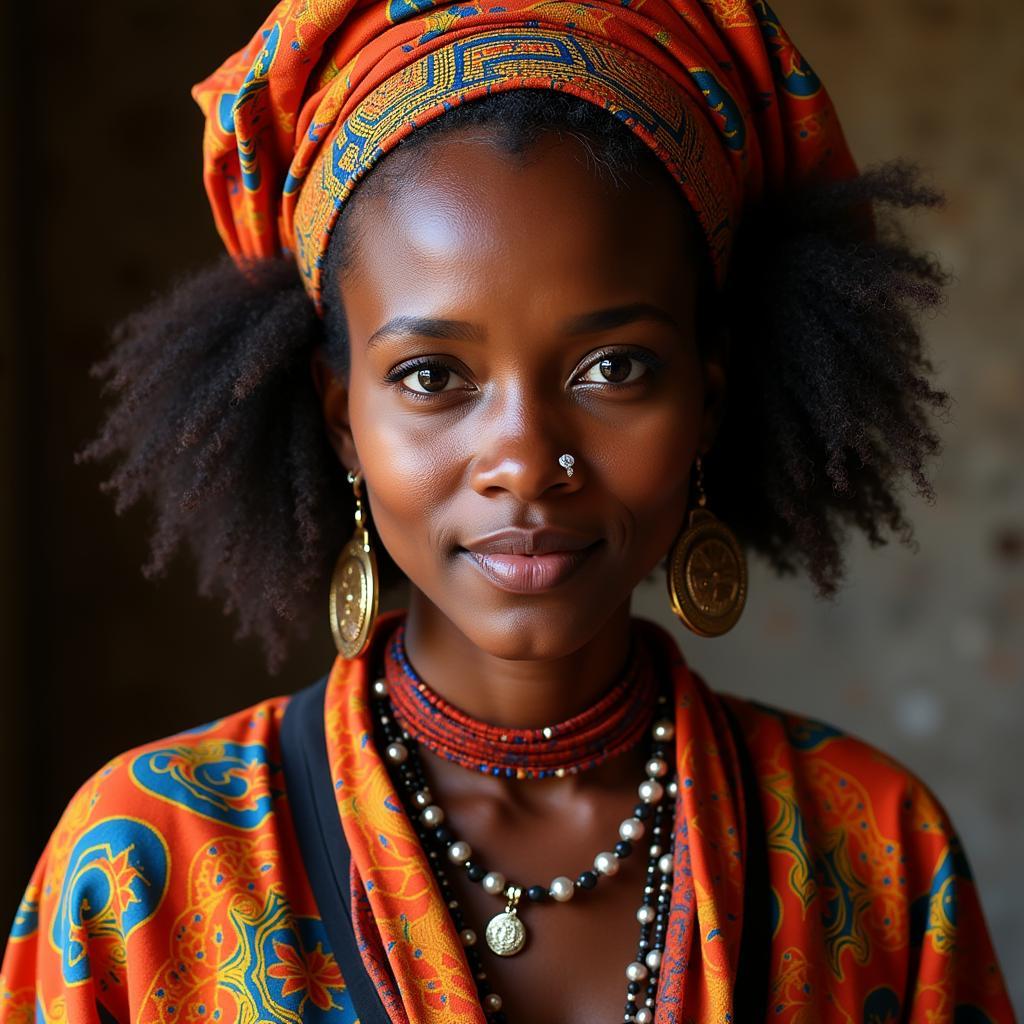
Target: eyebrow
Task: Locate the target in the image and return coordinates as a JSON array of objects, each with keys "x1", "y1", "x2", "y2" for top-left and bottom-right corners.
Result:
[
  {"x1": 561, "y1": 302, "x2": 681, "y2": 337},
  {"x1": 365, "y1": 302, "x2": 680, "y2": 350},
  {"x1": 367, "y1": 316, "x2": 481, "y2": 350}
]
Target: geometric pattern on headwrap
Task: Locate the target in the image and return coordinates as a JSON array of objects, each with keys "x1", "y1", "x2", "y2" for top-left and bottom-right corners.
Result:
[
  {"x1": 193, "y1": 0, "x2": 857, "y2": 311},
  {"x1": 293, "y1": 31, "x2": 734, "y2": 306}
]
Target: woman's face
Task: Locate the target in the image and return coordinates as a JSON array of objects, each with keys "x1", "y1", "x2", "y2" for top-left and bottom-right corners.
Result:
[{"x1": 318, "y1": 126, "x2": 724, "y2": 660}]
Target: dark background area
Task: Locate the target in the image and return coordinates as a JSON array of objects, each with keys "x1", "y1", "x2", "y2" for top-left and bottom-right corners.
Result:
[
  {"x1": 3, "y1": 0, "x2": 1021, "y2": 1001},
  {"x1": 2, "y1": 0, "x2": 338, "y2": 927}
]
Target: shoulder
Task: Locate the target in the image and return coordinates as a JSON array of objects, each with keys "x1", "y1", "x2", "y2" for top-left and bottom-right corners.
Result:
[
  {"x1": 27, "y1": 699, "x2": 294, "y2": 965},
  {"x1": 48, "y1": 694, "x2": 294, "y2": 857},
  {"x1": 713, "y1": 694, "x2": 1015, "y2": 1015},
  {"x1": 3, "y1": 684, "x2": 363, "y2": 1023},
  {"x1": 719, "y1": 691, "x2": 973, "y2": 944},
  {"x1": 2, "y1": 690, "x2": 354, "y2": 1023},
  {"x1": 720, "y1": 692, "x2": 948, "y2": 817},
  {"x1": 719, "y1": 691, "x2": 958, "y2": 853},
  {"x1": 31, "y1": 695, "x2": 298, "y2": 943}
]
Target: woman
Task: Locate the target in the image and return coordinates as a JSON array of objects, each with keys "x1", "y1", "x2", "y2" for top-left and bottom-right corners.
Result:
[{"x1": 0, "y1": 0, "x2": 1014, "y2": 1021}]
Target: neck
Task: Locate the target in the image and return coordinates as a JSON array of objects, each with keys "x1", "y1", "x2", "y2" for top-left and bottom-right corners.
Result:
[{"x1": 401, "y1": 590, "x2": 635, "y2": 729}]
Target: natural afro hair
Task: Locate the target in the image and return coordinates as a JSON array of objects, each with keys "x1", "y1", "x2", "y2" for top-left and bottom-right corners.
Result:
[{"x1": 79, "y1": 89, "x2": 949, "y2": 670}]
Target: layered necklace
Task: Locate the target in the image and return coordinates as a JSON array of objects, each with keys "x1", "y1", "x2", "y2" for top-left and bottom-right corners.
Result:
[{"x1": 371, "y1": 625, "x2": 679, "y2": 1024}]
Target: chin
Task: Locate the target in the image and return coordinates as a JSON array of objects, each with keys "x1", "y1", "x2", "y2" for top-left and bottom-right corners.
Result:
[{"x1": 451, "y1": 595, "x2": 625, "y2": 661}]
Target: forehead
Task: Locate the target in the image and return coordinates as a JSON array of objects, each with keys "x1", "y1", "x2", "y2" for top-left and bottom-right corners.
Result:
[{"x1": 337, "y1": 128, "x2": 703, "y2": 316}]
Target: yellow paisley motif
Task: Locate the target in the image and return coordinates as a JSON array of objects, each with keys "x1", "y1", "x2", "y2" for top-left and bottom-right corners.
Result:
[
  {"x1": 805, "y1": 759, "x2": 906, "y2": 951},
  {"x1": 701, "y1": 0, "x2": 757, "y2": 29},
  {"x1": 765, "y1": 773, "x2": 817, "y2": 912}
]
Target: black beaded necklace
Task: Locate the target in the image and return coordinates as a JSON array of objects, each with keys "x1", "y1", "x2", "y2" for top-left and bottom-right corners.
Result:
[{"x1": 370, "y1": 672, "x2": 678, "y2": 1024}]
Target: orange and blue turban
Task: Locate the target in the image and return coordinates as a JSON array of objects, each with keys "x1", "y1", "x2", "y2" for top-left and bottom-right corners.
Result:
[{"x1": 193, "y1": 0, "x2": 857, "y2": 312}]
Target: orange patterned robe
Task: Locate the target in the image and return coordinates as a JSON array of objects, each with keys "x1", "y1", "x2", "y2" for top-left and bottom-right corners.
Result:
[{"x1": 1, "y1": 611, "x2": 1014, "y2": 1022}]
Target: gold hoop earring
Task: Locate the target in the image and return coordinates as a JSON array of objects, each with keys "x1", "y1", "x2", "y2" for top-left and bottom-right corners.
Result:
[
  {"x1": 329, "y1": 469, "x2": 380, "y2": 659},
  {"x1": 666, "y1": 456, "x2": 747, "y2": 637}
]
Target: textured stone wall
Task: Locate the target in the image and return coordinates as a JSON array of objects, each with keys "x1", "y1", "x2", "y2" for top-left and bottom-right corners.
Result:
[{"x1": 634, "y1": 0, "x2": 1024, "y2": 1001}]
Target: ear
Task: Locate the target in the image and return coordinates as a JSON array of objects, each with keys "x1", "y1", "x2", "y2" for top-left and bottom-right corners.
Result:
[
  {"x1": 311, "y1": 347, "x2": 360, "y2": 473},
  {"x1": 697, "y1": 326, "x2": 729, "y2": 456}
]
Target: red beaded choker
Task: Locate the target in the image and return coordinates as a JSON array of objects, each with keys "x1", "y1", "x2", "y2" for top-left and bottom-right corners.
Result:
[{"x1": 381, "y1": 622, "x2": 657, "y2": 779}]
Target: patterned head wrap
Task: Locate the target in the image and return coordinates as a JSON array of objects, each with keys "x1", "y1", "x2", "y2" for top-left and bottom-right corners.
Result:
[{"x1": 194, "y1": 0, "x2": 856, "y2": 312}]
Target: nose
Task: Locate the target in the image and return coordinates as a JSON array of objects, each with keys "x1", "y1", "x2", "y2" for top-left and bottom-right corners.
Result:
[{"x1": 468, "y1": 387, "x2": 583, "y2": 502}]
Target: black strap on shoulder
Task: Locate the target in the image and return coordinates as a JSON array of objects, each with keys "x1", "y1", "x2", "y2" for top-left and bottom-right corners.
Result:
[
  {"x1": 96, "y1": 1001, "x2": 119, "y2": 1024},
  {"x1": 721, "y1": 698, "x2": 772, "y2": 1019},
  {"x1": 280, "y1": 675, "x2": 392, "y2": 1024}
]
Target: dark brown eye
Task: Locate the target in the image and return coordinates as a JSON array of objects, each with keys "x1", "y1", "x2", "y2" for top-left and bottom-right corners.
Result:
[
  {"x1": 580, "y1": 353, "x2": 648, "y2": 385},
  {"x1": 599, "y1": 355, "x2": 631, "y2": 382},
  {"x1": 401, "y1": 365, "x2": 456, "y2": 393}
]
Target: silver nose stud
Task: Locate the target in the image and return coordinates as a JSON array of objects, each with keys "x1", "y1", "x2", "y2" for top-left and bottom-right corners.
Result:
[{"x1": 558, "y1": 453, "x2": 575, "y2": 478}]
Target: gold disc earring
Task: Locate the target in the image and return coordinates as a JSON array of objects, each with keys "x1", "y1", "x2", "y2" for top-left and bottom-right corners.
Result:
[
  {"x1": 666, "y1": 456, "x2": 747, "y2": 637},
  {"x1": 329, "y1": 469, "x2": 380, "y2": 659}
]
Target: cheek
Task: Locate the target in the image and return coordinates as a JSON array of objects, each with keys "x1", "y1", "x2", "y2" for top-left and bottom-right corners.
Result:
[
  {"x1": 346, "y1": 377, "x2": 465, "y2": 563},
  {"x1": 593, "y1": 377, "x2": 702, "y2": 551}
]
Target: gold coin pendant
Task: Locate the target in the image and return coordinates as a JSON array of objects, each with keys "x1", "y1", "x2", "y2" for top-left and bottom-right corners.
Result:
[{"x1": 484, "y1": 910, "x2": 527, "y2": 957}]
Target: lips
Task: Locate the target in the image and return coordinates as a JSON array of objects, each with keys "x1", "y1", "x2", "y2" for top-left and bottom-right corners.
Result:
[{"x1": 459, "y1": 528, "x2": 601, "y2": 593}]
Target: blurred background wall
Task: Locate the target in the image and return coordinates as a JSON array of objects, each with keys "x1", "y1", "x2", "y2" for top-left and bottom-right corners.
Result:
[{"x1": 2, "y1": 0, "x2": 1020, "y2": 1005}]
